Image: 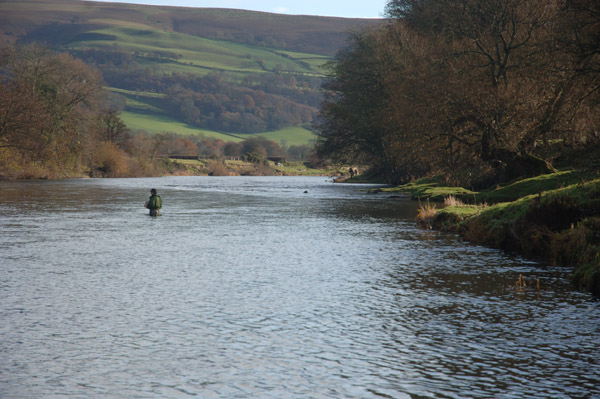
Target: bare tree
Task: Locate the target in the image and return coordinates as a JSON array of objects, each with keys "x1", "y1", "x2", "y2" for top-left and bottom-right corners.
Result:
[{"x1": 0, "y1": 44, "x2": 105, "y2": 174}]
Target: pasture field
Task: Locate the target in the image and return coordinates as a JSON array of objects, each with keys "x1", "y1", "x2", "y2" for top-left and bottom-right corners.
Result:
[
  {"x1": 69, "y1": 24, "x2": 328, "y2": 76},
  {"x1": 114, "y1": 87, "x2": 317, "y2": 146},
  {"x1": 109, "y1": 88, "x2": 165, "y2": 98},
  {"x1": 121, "y1": 111, "x2": 316, "y2": 146},
  {"x1": 254, "y1": 126, "x2": 316, "y2": 146},
  {"x1": 80, "y1": 22, "x2": 326, "y2": 143},
  {"x1": 120, "y1": 111, "x2": 242, "y2": 141}
]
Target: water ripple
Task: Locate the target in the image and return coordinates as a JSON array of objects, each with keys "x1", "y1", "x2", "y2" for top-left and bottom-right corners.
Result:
[{"x1": 1, "y1": 177, "x2": 599, "y2": 398}]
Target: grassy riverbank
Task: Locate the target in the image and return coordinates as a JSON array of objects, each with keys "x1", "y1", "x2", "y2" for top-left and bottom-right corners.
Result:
[
  {"x1": 159, "y1": 158, "x2": 346, "y2": 177},
  {"x1": 380, "y1": 170, "x2": 600, "y2": 296},
  {"x1": 0, "y1": 156, "x2": 344, "y2": 180}
]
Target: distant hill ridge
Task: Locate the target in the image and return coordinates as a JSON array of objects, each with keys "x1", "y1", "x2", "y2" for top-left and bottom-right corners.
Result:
[{"x1": 0, "y1": 0, "x2": 381, "y2": 56}]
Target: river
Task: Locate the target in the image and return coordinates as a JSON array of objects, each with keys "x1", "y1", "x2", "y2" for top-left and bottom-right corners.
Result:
[{"x1": 1, "y1": 176, "x2": 598, "y2": 398}]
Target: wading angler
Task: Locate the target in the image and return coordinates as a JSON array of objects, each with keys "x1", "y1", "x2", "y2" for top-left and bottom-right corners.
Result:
[{"x1": 145, "y1": 188, "x2": 162, "y2": 216}]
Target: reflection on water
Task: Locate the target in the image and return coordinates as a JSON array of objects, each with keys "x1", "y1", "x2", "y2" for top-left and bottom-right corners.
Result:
[{"x1": 1, "y1": 176, "x2": 599, "y2": 398}]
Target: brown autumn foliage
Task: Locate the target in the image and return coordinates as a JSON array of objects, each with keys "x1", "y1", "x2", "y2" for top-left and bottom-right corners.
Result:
[
  {"x1": 0, "y1": 44, "x2": 176, "y2": 179},
  {"x1": 89, "y1": 141, "x2": 129, "y2": 177},
  {"x1": 0, "y1": 44, "x2": 106, "y2": 178},
  {"x1": 318, "y1": 0, "x2": 600, "y2": 186}
]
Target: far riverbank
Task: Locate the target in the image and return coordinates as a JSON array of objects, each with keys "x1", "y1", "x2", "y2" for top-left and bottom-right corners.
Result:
[
  {"x1": 162, "y1": 158, "x2": 350, "y2": 178},
  {"x1": 0, "y1": 158, "x2": 352, "y2": 180}
]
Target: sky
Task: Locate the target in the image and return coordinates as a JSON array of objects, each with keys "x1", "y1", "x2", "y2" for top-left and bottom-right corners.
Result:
[{"x1": 90, "y1": 0, "x2": 388, "y2": 19}]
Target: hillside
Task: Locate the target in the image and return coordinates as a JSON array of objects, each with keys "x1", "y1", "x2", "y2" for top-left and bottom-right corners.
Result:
[
  {"x1": 0, "y1": 0, "x2": 382, "y2": 145},
  {"x1": 0, "y1": 0, "x2": 377, "y2": 56}
]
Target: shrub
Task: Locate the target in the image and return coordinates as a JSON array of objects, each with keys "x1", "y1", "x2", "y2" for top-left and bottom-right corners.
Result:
[
  {"x1": 90, "y1": 141, "x2": 129, "y2": 177},
  {"x1": 243, "y1": 151, "x2": 266, "y2": 164},
  {"x1": 206, "y1": 160, "x2": 229, "y2": 176}
]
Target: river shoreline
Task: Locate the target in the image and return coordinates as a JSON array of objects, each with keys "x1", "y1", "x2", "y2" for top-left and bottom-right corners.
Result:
[
  {"x1": 4, "y1": 164, "x2": 598, "y2": 296},
  {"x1": 379, "y1": 170, "x2": 600, "y2": 297},
  {"x1": 0, "y1": 158, "x2": 352, "y2": 180}
]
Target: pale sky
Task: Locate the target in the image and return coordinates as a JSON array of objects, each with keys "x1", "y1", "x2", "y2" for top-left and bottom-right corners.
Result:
[{"x1": 89, "y1": 0, "x2": 388, "y2": 19}]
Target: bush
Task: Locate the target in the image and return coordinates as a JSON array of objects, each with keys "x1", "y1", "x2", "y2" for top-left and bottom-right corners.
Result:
[
  {"x1": 90, "y1": 141, "x2": 129, "y2": 177},
  {"x1": 206, "y1": 160, "x2": 229, "y2": 176},
  {"x1": 243, "y1": 151, "x2": 266, "y2": 164}
]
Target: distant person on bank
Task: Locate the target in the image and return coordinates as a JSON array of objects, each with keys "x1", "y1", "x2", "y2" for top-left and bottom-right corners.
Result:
[{"x1": 145, "y1": 188, "x2": 162, "y2": 216}]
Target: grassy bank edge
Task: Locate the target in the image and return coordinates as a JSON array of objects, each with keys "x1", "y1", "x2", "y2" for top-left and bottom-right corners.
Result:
[
  {"x1": 382, "y1": 170, "x2": 600, "y2": 296},
  {"x1": 167, "y1": 158, "x2": 342, "y2": 177}
]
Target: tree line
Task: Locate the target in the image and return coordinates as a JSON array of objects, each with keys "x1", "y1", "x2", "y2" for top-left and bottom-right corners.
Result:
[
  {"x1": 316, "y1": 0, "x2": 600, "y2": 187},
  {"x1": 147, "y1": 133, "x2": 315, "y2": 163},
  {"x1": 71, "y1": 47, "x2": 322, "y2": 133},
  {"x1": 0, "y1": 44, "x2": 167, "y2": 179},
  {"x1": 0, "y1": 44, "x2": 316, "y2": 178},
  {"x1": 0, "y1": 44, "x2": 109, "y2": 178}
]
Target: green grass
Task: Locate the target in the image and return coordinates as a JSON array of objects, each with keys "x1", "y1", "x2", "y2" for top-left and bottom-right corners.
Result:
[
  {"x1": 70, "y1": 26, "x2": 329, "y2": 76},
  {"x1": 118, "y1": 94, "x2": 317, "y2": 145},
  {"x1": 1, "y1": 1, "x2": 379, "y2": 58},
  {"x1": 120, "y1": 110, "x2": 316, "y2": 146},
  {"x1": 121, "y1": 98, "x2": 163, "y2": 114},
  {"x1": 115, "y1": 93, "x2": 164, "y2": 114},
  {"x1": 477, "y1": 170, "x2": 589, "y2": 203},
  {"x1": 385, "y1": 170, "x2": 595, "y2": 204},
  {"x1": 422, "y1": 172, "x2": 600, "y2": 232},
  {"x1": 438, "y1": 204, "x2": 482, "y2": 218},
  {"x1": 88, "y1": 18, "x2": 156, "y2": 30},
  {"x1": 120, "y1": 111, "x2": 244, "y2": 141},
  {"x1": 116, "y1": 91, "x2": 317, "y2": 145},
  {"x1": 254, "y1": 126, "x2": 316, "y2": 146},
  {"x1": 108, "y1": 87, "x2": 164, "y2": 98},
  {"x1": 89, "y1": 26, "x2": 326, "y2": 145},
  {"x1": 113, "y1": 88, "x2": 318, "y2": 146},
  {"x1": 172, "y1": 159, "x2": 206, "y2": 166},
  {"x1": 421, "y1": 173, "x2": 600, "y2": 297},
  {"x1": 471, "y1": 196, "x2": 536, "y2": 230},
  {"x1": 381, "y1": 176, "x2": 477, "y2": 202},
  {"x1": 273, "y1": 161, "x2": 331, "y2": 175}
]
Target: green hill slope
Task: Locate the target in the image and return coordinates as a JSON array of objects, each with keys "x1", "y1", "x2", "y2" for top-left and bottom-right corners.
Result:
[
  {"x1": 0, "y1": 0, "x2": 381, "y2": 145},
  {"x1": 67, "y1": 24, "x2": 329, "y2": 76},
  {"x1": 1, "y1": 0, "x2": 376, "y2": 56}
]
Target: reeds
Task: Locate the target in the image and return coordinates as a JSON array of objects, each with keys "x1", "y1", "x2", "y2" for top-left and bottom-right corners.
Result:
[
  {"x1": 444, "y1": 195, "x2": 464, "y2": 207},
  {"x1": 416, "y1": 199, "x2": 437, "y2": 229},
  {"x1": 515, "y1": 274, "x2": 541, "y2": 291}
]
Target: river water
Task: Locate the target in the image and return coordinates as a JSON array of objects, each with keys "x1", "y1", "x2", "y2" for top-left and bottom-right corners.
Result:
[{"x1": 1, "y1": 176, "x2": 599, "y2": 398}]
